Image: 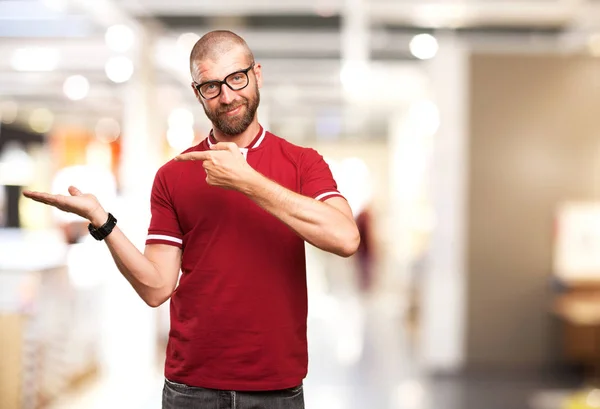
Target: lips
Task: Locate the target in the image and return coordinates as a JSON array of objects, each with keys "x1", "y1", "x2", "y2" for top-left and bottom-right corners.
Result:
[
  {"x1": 225, "y1": 106, "x2": 242, "y2": 115},
  {"x1": 219, "y1": 104, "x2": 244, "y2": 116}
]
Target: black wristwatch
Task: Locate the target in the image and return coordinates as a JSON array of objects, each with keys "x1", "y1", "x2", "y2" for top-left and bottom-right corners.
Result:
[{"x1": 88, "y1": 213, "x2": 117, "y2": 241}]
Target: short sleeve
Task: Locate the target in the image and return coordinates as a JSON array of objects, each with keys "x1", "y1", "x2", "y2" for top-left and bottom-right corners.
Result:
[
  {"x1": 300, "y1": 148, "x2": 346, "y2": 202},
  {"x1": 146, "y1": 169, "x2": 183, "y2": 248}
]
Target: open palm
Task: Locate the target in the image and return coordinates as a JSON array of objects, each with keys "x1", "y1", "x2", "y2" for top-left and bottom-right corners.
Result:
[{"x1": 22, "y1": 186, "x2": 102, "y2": 221}]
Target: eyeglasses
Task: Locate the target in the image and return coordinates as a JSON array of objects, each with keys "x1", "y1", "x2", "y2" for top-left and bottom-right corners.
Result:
[{"x1": 193, "y1": 63, "x2": 255, "y2": 100}]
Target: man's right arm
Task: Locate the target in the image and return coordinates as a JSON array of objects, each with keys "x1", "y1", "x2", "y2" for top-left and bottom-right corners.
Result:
[
  {"x1": 91, "y1": 209, "x2": 182, "y2": 307},
  {"x1": 23, "y1": 185, "x2": 182, "y2": 307}
]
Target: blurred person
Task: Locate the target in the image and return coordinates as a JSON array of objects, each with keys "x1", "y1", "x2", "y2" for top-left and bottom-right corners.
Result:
[
  {"x1": 0, "y1": 186, "x2": 5, "y2": 227},
  {"x1": 354, "y1": 203, "x2": 376, "y2": 294},
  {"x1": 22, "y1": 30, "x2": 360, "y2": 409}
]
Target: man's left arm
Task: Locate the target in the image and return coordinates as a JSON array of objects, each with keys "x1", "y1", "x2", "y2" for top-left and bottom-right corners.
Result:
[
  {"x1": 175, "y1": 142, "x2": 360, "y2": 257},
  {"x1": 239, "y1": 171, "x2": 359, "y2": 257}
]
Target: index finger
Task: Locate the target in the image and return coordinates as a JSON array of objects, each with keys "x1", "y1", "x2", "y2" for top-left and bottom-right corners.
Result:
[
  {"x1": 211, "y1": 142, "x2": 239, "y2": 153},
  {"x1": 22, "y1": 190, "x2": 60, "y2": 206},
  {"x1": 175, "y1": 151, "x2": 212, "y2": 162}
]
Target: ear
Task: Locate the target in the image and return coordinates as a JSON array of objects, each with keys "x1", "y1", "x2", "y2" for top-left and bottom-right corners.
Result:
[{"x1": 253, "y1": 63, "x2": 263, "y2": 89}]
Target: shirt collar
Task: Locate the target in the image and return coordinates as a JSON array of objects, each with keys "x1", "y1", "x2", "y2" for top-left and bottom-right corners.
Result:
[{"x1": 206, "y1": 125, "x2": 267, "y2": 152}]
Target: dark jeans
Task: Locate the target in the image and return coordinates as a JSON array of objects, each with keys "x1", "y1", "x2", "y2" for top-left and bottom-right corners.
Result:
[{"x1": 162, "y1": 378, "x2": 305, "y2": 409}]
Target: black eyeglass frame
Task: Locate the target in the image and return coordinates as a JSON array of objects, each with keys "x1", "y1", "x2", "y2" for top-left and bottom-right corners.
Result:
[{"x1": 193, "y1": 62, "x2": 255, "y2": 100}]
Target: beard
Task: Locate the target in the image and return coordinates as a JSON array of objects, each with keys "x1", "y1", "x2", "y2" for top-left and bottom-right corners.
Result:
[{"x1": 202, "y1": 84, "x2": 260, "y2": 136}]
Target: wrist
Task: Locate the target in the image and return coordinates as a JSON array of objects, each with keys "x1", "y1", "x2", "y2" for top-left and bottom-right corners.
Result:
[
  {"x1": 238, "y1": 168, "x2": 263, "y2": 196},
  {"x1": 88, "y1": 212, "x2": 117, "y2": 241},
  {"x1": 89, "y1": 208, "x2": 109, "y2": 228}
]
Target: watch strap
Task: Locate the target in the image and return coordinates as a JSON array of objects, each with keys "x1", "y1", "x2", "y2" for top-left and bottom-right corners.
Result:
[{"x1": 88, "y1": 212, "x2": 117, "y2": 241}]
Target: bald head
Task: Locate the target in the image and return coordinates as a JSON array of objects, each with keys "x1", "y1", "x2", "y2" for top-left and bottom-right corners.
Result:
[{"x1": 190, "y1": 30, "x2": 254, "y2": 77}]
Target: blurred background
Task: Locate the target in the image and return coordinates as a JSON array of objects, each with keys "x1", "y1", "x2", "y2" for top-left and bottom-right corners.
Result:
[{"x1": 2, "y1": 0, "x2": 600, "y2": 408}]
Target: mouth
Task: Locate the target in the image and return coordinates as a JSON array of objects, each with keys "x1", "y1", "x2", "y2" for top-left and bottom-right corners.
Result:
[{"x1": 221, "y1": 105, "x2": 243, "y2": 116}]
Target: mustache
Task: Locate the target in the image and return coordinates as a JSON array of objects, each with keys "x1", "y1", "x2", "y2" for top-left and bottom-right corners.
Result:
[{"x1": 217, "y1": 100, "x2": 247, "y2": 115}]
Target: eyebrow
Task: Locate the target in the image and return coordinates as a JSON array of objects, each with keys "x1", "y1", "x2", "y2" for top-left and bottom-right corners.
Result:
[{"x1": 199, "y1": 66, "x2": 248, "y2": 85}]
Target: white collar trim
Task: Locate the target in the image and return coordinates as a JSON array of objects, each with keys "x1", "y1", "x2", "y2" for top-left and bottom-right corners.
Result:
[{"x1": 207, "y1": 127, "x2": 266, "y2": 150}]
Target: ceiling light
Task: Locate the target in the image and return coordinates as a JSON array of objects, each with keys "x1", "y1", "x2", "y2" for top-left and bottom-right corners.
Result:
[
  {"x1": 105, "y1": 25, "x2": 135, "y2": 53},
  {"x1": 413, "y1": 4, "x2": 467, "y2": 29},
  {"x1": 105, "y1": 56, "x2": 134, "y2": 83},
  {"x1": 41, "y1": 0, "x2": 68, "y2": 12},
  {"x1": 408, "y1": 99, "x2": 440, "y2": 136},
  {"x1": 167, "y1": 127, "x2": 195, "y2": 151},
  {"x1": 63, "y1": 75, "x2": 90, "y2": 101},
  {"x1": 177, "y1": 32, "x2": 200, "y2": 58},
  {"x1": 29, "y1": 108, "x2": 54, "y2": 134},
  {"x1": 168, "y1": 107, "x2": 194, "y2": 129},
  {"x1": 0, "y1": 142, "x2": 34, "y2": 186},
  {"x1": 340, "y1": 60, "x2": 370, "y2": 101},
  {"x1": 11, "y1": 48, "x2": 59, "y2": 72},
  {"x1": 409, "y1": 34, "x2": 439, "y2": 60}
]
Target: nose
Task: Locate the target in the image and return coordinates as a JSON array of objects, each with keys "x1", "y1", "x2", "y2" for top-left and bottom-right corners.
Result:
[{"x1": 218, "y1": 83, "x2": 235, "y2": 104}]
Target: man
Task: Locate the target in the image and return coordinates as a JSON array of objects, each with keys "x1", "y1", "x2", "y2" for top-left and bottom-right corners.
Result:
[{"x1": 23, "y1": 30, "x2": 360, "y2": 409}]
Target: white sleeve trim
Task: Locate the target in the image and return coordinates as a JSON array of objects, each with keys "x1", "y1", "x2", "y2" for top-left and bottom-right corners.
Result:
[
  {"x1": 315, "y1": 191, "x2": 341, "y2": 201},
  {"x1": 147, "y1": 234, "x2": 183, "y2": 244}
]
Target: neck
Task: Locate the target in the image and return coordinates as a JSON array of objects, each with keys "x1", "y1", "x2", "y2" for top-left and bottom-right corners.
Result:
[{"x1": 212, "y1": 119, "x2": 261, "y2": 148}]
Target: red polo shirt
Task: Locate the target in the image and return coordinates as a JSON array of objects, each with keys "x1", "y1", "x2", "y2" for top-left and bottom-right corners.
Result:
[{"x1": 146, "y1": 125, "x2": 344, "y2": 391}]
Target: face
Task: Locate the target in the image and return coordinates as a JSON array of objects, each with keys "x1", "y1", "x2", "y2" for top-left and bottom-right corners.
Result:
[{"x1": 191, "y1": 48, "x2": 262, "y2": 136}]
